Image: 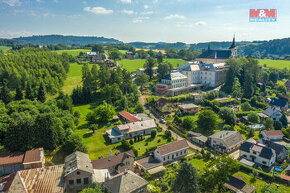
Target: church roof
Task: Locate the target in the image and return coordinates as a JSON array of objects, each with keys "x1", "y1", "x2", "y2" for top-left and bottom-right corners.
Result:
[{"x1": 197, "y1": 49, "x2": 232, "y2": 59}]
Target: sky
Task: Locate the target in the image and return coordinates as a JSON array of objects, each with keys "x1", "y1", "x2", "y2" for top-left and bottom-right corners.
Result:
[{"x1": 0, "y1": 0, "x2": 289, "y2": 43}]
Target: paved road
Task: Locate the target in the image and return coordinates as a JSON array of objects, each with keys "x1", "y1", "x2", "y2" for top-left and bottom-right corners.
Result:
[{"x1": 140, "y1": 94, "x2": 201, "y2": 152}]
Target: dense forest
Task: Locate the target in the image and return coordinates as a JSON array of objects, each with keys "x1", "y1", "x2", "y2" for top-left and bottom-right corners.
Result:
[
  {"x1": 0, "y1": 48, "x2": 73, "y2": 103},
  {"x1": 13, "y1": 35, "x2": 123, "y2": 45}
]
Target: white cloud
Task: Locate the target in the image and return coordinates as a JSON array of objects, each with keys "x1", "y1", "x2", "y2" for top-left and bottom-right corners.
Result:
[
  {"x1": 120, "y1": 0, "x2": 131, "y2": 4},
  {"x1": 141, "y1": 11, "x2": 153, "y2": 15},
  {"x1": 153, "y1": 0, "x2": 158, "y2": 4},
  {"x1": 164, "y1": 14, "x2": 185, "y2": 20},
  {"x1": 0, "y1": 30, "x2": 32, "y2": 38},
  {"x1": 84, "y1": 7, "x2": 113, "y2": 15},
  {"x1": 144, "y1": 5, "x2": 149, "y2": 9},
  {"x1": 132, "y1": 19, "x2": 142, "y2": 23},
  {"x1": 2, "y1": 0, "x2": 21, "y2": 6},
  {"x1": 195, "y1": 21, "x2": 206, "y2": 26},
  {"x1": 36, "y1": 0, "x2": 41, "y2": 2},
  {"x1": 122, "y1": 9, "x2": 135, "y2": 15}
]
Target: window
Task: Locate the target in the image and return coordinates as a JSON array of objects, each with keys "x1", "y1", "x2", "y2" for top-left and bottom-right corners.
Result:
[
  {"x1": 262, "y1": 161, "x2": 266, "y2": 165},
  {"x1": 84, "y1": 177, "x2": 89, "y2": 185},
  {"x1": 76, "y1": 179, "x2": 81, "y2": 184},
  {"x1": 184, "y1": 150, "x2": 186, "y2": 154},
  {"x1": 163, "y1": 157, "x2": 165, "y2": 161},
  {"x1": 69, "y1": 180, "x2": 74, "y2": 185},
  {"x1": 77, "y1": 171, "x2": 80, "y2": 175}
]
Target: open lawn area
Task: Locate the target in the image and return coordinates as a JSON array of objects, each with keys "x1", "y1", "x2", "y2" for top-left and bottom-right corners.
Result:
[
  {"x1": 62, "y1": 62, "x2": 95, "y2": 94},
  {"x1": 0, "y1": 46, "x2": 11, "y2": 53},
  {"x1": 53, "y1": 49, "x2": 91, "y2": 57},
  {"x1": 47, "y1": 103, "x2": 172, "y2": 163},
  {"x1": 187, "y1": 157, "x2": 212, "y2": 171},
  {"x1": 234, "y1": 171, "x2": 289, "y2": 193},
  {"x1": 258, "y1": 59, "x2": 290, "y2": 70},
  {"x1": 119, "y1": 58, "x2": 186, "y2": 72}
]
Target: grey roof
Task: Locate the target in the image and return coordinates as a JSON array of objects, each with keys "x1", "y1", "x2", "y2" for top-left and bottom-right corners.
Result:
[
  {"x1": 210, "y1": 131, "x2": 244, "y2": 149},
  {"x1": 177, "y1": 62, "x2": 200, "y2": 71},
  {"x1": 285, "y1": 165, "x2": 290, "y2": 171},
  {"x1": 240, "y1": 140, "x2": 275, "y2": 160},
  {"x1": 64, "y1": 151, "x2": 93, "y2": 176},
  {"x1": 103, "y1": 170, "x2": 148, "y2": 193},
  {"x1": 258, "y1": 139, "x2": 286, "y2": 156},
  {"x1": 263, "y1": 106, "x2": 281, "y2": 117},
  {"x1": 162, "y1": 72, "x2": 187, "y2": 80},
  {"x1": 197, "y1": 49, "x2": 232, "y2": 59},
  {"x1": 270, "y1": 98, "x2": 288, "y2": 108}
]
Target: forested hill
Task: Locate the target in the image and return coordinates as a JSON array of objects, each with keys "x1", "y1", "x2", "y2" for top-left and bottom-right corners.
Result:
[{"x1": 13, "y1": 35, "x2": 123, "y2": 45}]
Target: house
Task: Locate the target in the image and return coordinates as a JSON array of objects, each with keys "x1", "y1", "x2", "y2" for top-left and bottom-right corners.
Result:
[
  {"x1": 91, "y1": 150, "x2": 135, "y2": 175},
  {"x1": 262, "y1": 106, "x2": 283, "y2": 121},
  {"x1": 215, "y1": 97, "x2": 235, "y2": 107},
  {"x1": 178, "y1": 103, "x2": 199, "y2": 114},
  {"x1": 285, "y1": 165, "x2": 290, "y2": 175},
  {"x1": 270, "y1": 98, "x2": 288, "y2": 111},
  {"x1": 248, "y1": 124, "x2": 264, "y2": 130},
  {"x1": 178, "y1": 62, "x2": 227, "y2": 88},
  {"x1": 240, "y1": 140, "x2": 276, "y2": 167},
  {"x1": 64, "y1": 151, "x2": 94, "y2": 193},
  {"x1": 102, "y1": 170, "x2": 148, "y2": 193},
  {"x1": 188, "y1": 131, "x2": 208, "y2": 147},
  {"x1": 223, "y1": 175, "x2": 255, "y2": 193},
  {"x1": 154, "y1": 139, "x2": 189, "y2": 162},
  {"x1": 190, "y1": 92, "x2": 203, "y2": 103},
  {"x1": 257, "y1": 139, "x2": 287, "y2": 163},
  {"x1": 208, "y1": 131, "x2": 244, "y2": 153},
  {"x1": 106, "y1": 119, "x2": 157, "y2": 143},
  {"x1": 257, "y1": 112, "x2": 269, "y2": 121},
  {"x1": 135, "y1": 155, "x2": 164, "y2": 175},
  {"x1": 196, "y1": 36, "x2": 237, "y2": 63},
  {"x1": 119, "y1": 111, "x2": 140, "y2": 123},
  {"x1": 1, "y1": 165, "x2": 65, "y2": 193},
  {"x1": 0, "y1": 148, "x2": 45, "y2": 175},
  {"x1": 260, "y1": 130, "x2": 284, "y2": 141}
]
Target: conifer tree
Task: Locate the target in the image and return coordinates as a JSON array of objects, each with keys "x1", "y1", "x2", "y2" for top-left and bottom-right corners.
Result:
[
  {"x1": 0, "y1": 83, "x2": 12, "y2": 104},
  {"x1": 37, "y1": 83, "x2": 46, "y2": 103},
  {"x1": 15, "y1": 85, "x2": 23, "y2": 100},
  {"x1": 25, "y1": 82, "x2": 34, "y2": 100}
]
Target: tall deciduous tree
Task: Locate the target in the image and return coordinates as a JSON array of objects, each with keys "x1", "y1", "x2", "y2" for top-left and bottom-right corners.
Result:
[
  {"x1": 157, "y1": 61, "x2": 172, "y2": 79},
  {"x1": 232, "y1": 78, "x2": 242, "y2": 98},
  {"x1": 171, "y1": 161, "x2": 200, "y2": 193},
  {"x1": 197, "y1": 110, "x2": 218, "y2": 132},
  {"x1": 219, "y1": 107, "x2": 236, "y2": 125},
  {"x1": 86, "y1": 102, "x2": 115, "y2": 124},
  {"x1": 144, "y1": 57, "x2": 156, "y2": 81},
  {"x1": 135, "y1": 74, "x2": 149, "y2": 90}
]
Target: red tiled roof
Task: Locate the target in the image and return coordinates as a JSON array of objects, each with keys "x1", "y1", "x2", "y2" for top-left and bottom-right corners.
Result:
[
  {"x1": 0, "y1": 173, "x2": 16, "y2": 192},
  {"x1": 0, "y1": 152, "x2": 24, "y2": 165},
  {"x1": 23, "y1": 148, "x2": 44, "y2": 164},
  {"x1": 157, "y1": 139, "x2": 189, "y2": 156},
  {"x1": 280, "y1": 174, "x2": 290, "y2": 181},
  {"x1": 264, "y1": 130, "x2": 284, "y2": 137},
  {"x1": 92, "y1": 150, "x2": 135, "y2": 169},
  {"x1": 119, "y1": 111, "x2": 140, "y2": 123}
]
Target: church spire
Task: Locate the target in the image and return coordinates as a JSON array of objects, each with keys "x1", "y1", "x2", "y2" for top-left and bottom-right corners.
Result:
[{"x1": 229, "y1": 34, "x2": 236, "y2": 49}]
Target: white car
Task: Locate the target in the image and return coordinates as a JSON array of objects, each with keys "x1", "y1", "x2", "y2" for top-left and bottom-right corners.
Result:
[{"x1": 160, "y1": 119, "x2": 166, "y2": 124}]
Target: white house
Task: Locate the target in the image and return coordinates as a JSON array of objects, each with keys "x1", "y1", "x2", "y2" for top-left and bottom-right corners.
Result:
[
  {"x1": 154, "y1": 139, "x2": 189, "y2": 162},
  {"x1": 208, "y1": 131, "x2": 244, "y2": 153},
  {"x1": 240, "y1": 140, "x2": 276, "y2": 167},
  {"x1": 260, "y1": 130, "x2": 284, "y2": 141},
  {"x1": 106, "y1": 119, "x2": 157, "y2": 143},
  {"x1": 262, "y1": 106, "x2": 283, "y2": 121}
]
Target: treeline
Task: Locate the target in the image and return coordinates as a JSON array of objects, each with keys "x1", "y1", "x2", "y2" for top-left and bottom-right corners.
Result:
[
  {"x1": 0, "y1": 99, "x2": 86, "y2": 153},
  {"x1": 13, "y1": 35, "x2": 123, "y2": 45},
  {"x1": 71, "y1": 65, "x2": 139, "y2": 110},
  {"x1": 0, "y1": 48, "x2": 72, "y2": 102},
  {"x1": 0, "y1": 39, "x2": 19, "y2": 47}
]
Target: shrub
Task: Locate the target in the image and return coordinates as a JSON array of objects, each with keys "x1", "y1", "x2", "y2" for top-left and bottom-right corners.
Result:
[
  {"x1": 157, "y1": 139, "x2": 161, "y2": 143},
  {"x1": 156, "y1": 126, "x2": 162, "y2": 132},
  {"x1": 145, "y1": 142, "x2": 148, "y2": 146},
  {"x1": 151, "y1": 129, "x2": 157, "y2": 138},
  {"x1": 129, "y1": 139, "x2": 134, "y2": 145}
]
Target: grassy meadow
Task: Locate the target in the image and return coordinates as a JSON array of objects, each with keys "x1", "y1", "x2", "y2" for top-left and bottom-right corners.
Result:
[
  {"x1": 258, "y1": 59, "x2": 290, "y2": 70},
  {"x1": 53, "y1": 49, "x2": 91, "y2": 57},
  {"x1": 119, "y1": 58, "x2": 187, "y2": 72},
  {"x1": 0, "y1": 46, "x2": 11, "y2": 53}
]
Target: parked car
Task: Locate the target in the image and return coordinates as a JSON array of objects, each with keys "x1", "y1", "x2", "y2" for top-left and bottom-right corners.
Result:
[{"x1": 160, "y1": 119, "x2": 166, "y2": 124}]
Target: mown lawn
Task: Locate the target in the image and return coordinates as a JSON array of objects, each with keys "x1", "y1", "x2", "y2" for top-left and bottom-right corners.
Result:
[
  {"x1": 234, "y1": 171, "x2": 289, "y2": 193},
  {"x1": 62, "y1": 62, "x2": 95, "y2": 94},
  {"x1": 188, "y1": 157, "x2": 212, "y2": 171},
  {"x1": 0, "y1": 46, "x2": 11, "y2": 53},
  {"x1": 258, "y1": 59, "x2": 290, "y2": 70},
  {"x1": 119, "y1": 58, "x2": 187, "y2": 72},
  {"x1": 53, "y1": 49, "x2": 91, "y2": 57}
]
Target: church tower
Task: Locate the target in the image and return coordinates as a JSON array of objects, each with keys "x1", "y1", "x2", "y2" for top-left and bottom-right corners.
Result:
[{"x1": 229, "y1": 35, "x2": 237, "y2": 59}]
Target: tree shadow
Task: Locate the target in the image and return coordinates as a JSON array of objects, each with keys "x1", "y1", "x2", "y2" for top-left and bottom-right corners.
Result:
[
  {"x1": 77, "y1": 123, "x2": 90, "y2": 130},
  {"x1": 145, "y1": 137, "x2": 154, "y2": 142},
  {"x1": 83, "y1": 132, "x2": 93, "y2": 138}
]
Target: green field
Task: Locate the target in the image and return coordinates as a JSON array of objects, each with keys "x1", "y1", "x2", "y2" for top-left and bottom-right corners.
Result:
[
  {"x1": 258, "y1": 59, "x2": 290, "y2": 70},
  {"x1": 119, "y1": 58, "x2": 187, "y2": 72},
  {"x1": 62, "y1": 62, "x2": 96, "y2": 94},
  {"x1": 0, "y1": 46, "x2": 11, "y2": 53},
  {"x1": 53, "y1": 49, "x2": 91, "y2": 57}
]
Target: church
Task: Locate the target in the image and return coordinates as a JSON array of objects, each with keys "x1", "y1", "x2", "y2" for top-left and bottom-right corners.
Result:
[{"x1": 196, "y1": 36, "x2": 237, "y2": 63}]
